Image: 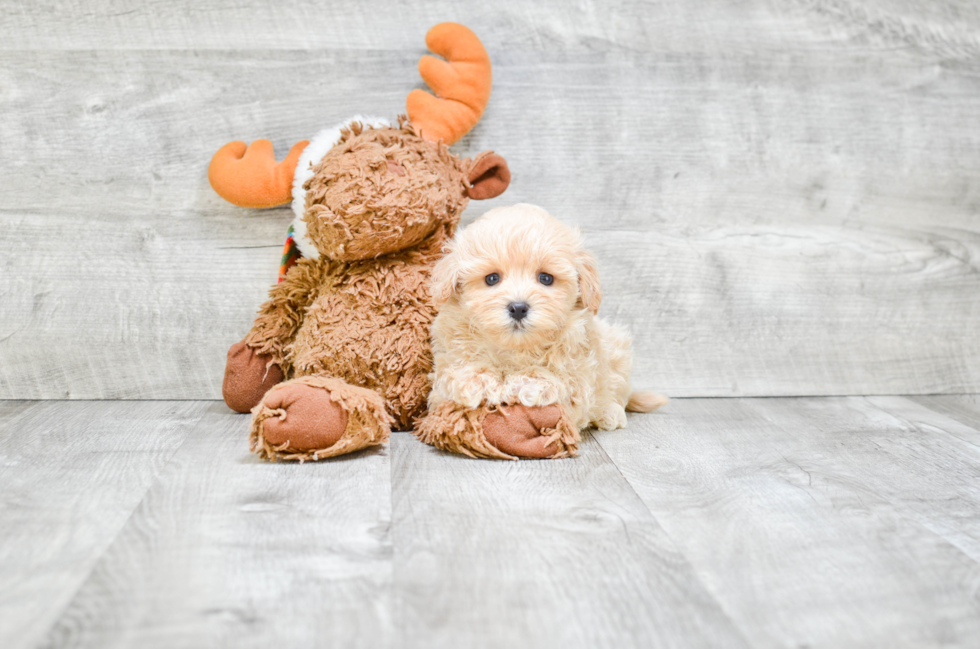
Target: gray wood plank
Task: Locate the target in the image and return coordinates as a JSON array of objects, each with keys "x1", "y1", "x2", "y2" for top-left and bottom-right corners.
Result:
[
  {"x1": 0, "y1": 400, "x2": 209, "y2": 649},
  {"x1": 2, "y1": 0, "x2": 978, "y2": 55},
  {"x1": 4, "y1": 45, "x2": 980, "y2": 227},
  {"x1": 910, "y1": 394, "x2": 980, "y2": 431},
  {"x1": 0, "y1": 400, "x2": 40, "y2": 422},
  {"x1": 40, "y1": 403, "x2": 392, "y2": 649},
  {"x1": 0, "y1": 208, "x2": 282, "y2": 400},
  {"x1": 389, "y1": 431, "x2": 748, "y2": 649},
  {"x1": 595, "y1": 398, "x2": 980, "y2": 648},
  {"x1": 857, "y1": 396, "x2": 980, "y2": 562},
  {"x1": 591, "y1": 225, "x2": 980, "y2": 396},
  {"x1": 3, "y1": 208, "x2": 977, "y2": 398}
]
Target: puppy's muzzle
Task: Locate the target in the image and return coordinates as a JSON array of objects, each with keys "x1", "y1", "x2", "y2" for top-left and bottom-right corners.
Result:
[{"x1": 507, "y1": 301, "x2": 530, "y2": 322}]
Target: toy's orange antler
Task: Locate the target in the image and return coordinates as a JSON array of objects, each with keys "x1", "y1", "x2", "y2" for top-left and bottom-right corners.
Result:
[
  {"x1": 208, "y1": 139, "x2": 309, "y2": 208},
  {"x1": 407, "y1": 23, "x2": 492, "y2": 145}
]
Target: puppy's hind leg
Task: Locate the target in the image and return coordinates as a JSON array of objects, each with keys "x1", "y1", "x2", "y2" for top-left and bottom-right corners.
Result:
[{"x1": 594, "y1": 318, "x2": 668, "y2": 417}]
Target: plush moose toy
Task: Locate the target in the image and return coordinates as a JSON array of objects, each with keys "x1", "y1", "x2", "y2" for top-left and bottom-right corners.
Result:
[{"x1": 210, "y1": 23, "x2": 576, "y2": 461}]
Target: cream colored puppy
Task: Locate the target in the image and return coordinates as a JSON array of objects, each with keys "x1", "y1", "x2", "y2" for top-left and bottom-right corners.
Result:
[{"x1": 428, "y1": 203, "x2": 666, "y2": 432}]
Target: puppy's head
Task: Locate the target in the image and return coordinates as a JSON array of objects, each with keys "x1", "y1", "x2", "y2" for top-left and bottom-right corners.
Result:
[{"x1": 431, "y1": 204, "x2": 601, "y2": 350}]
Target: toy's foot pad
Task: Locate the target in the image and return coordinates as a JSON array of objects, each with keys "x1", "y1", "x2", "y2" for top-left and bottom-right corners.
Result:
[
  {"x1": 259, "y1": 382, "x2": 349, "y2": 450},
  {"x1": 416, "y1": 402, "x2": 580, "y2": 460},
  {"x1": 250, "y1": 376, "x2": 392, "y2": 462},
  {"x1": 482, "y1": 404, "x2": 567, "y2": 458},
  {"x1": 222, "y1": 340, "x2": 283, "y2": 413}
]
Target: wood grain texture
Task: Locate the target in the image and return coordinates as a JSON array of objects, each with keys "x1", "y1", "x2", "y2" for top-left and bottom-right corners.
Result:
[
  {"x1": 860, "y1": 396, "x2": 980, "y2": 562},
  {"x1": 389, "y1": 431, "x2": 748, "y2": 649},
  {"x1": 0, "y1": 400, "x2": 208, "y2": 649},
  {"x1": 591, "y1": 224, "x2": 980, "y2": 396},
  {"x1": 2, "y1": 0, "x2": 978, "y2": 55},
  {"x1": 38, "y1": 403, "x2": 392, "y2": 649},
  {"x1": 595, "y1": 398, "x2": 980, "y2": 648},
  {"x1": 4, "y1": 397, "x2": 980, "y2": 646},
  {"x1": 910, "y1": 394, "x2": 980, "y2": 430},
  {"x1": 0, "y1": 399, "x2": 39, "y2": 422},
  {"x1": 2, "y1": 1, "x2": 980, "y2": 398},
  {"x1": 0, "y1": 207, "x2": 282, "y2": 399}
]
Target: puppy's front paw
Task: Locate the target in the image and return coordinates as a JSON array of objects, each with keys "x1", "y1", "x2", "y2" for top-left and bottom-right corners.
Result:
[
  {"x1": 431, "y1": 367, "x2": 504, "y2": 410},
  {"x1": 503, "y1": 375, "x2": 562, "y2": 407},
  {"x1": 594, "y1": 403, "x2": 629, "y2": 431}
]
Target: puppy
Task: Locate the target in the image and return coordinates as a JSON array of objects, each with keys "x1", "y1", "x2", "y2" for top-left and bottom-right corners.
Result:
[{"x1": 428, "y1": 203, "x2": 666, "y2": 434}]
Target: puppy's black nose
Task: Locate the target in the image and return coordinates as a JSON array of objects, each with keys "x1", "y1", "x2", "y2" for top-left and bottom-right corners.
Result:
[{"x1": 507, "y1": 301, "x2": 530, "y2": 321}]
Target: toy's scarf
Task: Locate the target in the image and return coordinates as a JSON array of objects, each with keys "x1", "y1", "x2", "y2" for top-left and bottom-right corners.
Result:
[{"x1": 279, "y1": 225, "x2": 301, "y2": 282}]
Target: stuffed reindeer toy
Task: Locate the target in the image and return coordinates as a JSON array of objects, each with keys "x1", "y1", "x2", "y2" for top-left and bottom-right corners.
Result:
[{"x1": 210, "y1": 23, "x2": 577, "y2": 461}]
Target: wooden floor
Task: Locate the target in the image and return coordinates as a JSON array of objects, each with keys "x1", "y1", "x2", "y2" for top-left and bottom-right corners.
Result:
[{"x1": 2, "y1": 396, "x2": 979, "y2": 648}]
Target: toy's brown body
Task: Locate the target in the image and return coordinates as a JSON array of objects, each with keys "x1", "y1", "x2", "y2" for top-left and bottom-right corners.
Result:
[{"x1": 245, "y1": 234, "x2": 445, "y2": 430}]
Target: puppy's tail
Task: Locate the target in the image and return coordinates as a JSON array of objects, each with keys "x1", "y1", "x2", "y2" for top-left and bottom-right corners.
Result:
[{"x1": 626, "y1": 391, "x2": 669, "y2": 413}]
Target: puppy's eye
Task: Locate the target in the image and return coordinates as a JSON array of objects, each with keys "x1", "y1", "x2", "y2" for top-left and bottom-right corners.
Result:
[
  {"x1": 538, "y1": 272, "x2": 554, "y2": 286},
  {"x1": 485, "y1": 273, "x2": 501, "y2": 286}
]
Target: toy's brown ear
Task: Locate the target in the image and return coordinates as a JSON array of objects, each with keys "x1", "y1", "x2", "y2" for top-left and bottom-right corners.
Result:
[
  {"x1": 575, "y1": 248, "x2": 602, "y2": 315},
  {"x1": 466, "y1": 152, "x2": 510, "y2": 200}
]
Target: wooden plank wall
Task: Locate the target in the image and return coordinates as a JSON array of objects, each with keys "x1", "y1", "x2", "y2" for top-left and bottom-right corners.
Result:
[{"x1": 1, "y1": 0, "x2": 978, "y2": 399}]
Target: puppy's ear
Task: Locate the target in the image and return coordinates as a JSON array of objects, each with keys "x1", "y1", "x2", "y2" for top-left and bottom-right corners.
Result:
[
  {"x1": 575, "y1": 248, "x2": 602, "y2": 315},
  {"x1": 430, "y1": 245, "x2": 461, "y2": 307}
]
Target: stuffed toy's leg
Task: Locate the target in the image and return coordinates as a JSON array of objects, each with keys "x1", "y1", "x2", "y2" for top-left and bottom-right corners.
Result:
[
  {"x1": 222, "y1": 340, "x2": 284, "y2": 413},
  {"x1": 415, "y1": 402, "x2": 580, "y2": 460},
  {"x1": 249, "y1": 376, "x2": 393, "y2": 462}
]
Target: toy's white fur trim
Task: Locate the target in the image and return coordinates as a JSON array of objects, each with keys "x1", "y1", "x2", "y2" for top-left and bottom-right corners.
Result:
[{"x1": 290, "y1": 115, "x2": 390, "y2": 260}]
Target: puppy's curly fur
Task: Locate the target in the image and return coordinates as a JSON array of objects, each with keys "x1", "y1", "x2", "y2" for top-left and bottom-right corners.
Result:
[{"x1": 428, "y1": 203, "x2": 666, "y2": 432}]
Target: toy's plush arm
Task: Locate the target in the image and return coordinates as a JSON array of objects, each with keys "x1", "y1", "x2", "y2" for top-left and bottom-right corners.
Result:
[{"x1": 243, "y1": 258, "x2": 327, "y2": 372}]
